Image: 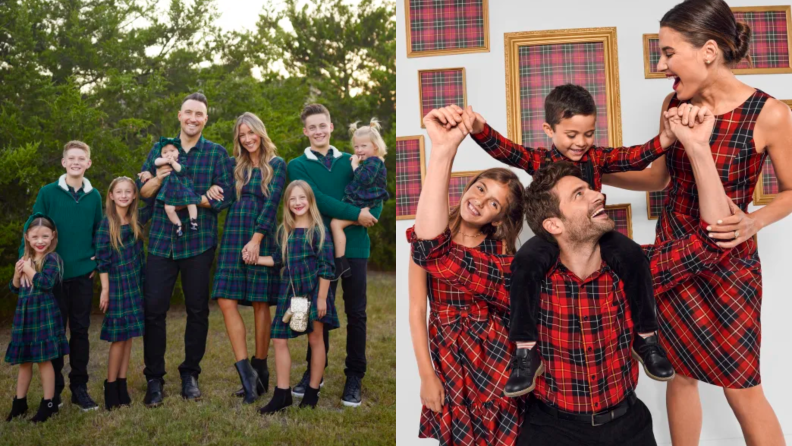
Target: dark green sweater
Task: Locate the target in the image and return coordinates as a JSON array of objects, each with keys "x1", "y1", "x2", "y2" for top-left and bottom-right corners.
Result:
[
  {"x1": 287, "y1": 147, "x2": 382, "y2": 259},
  {"x1": 24, "y1": 175, "x2": 103, "y2": 279}
]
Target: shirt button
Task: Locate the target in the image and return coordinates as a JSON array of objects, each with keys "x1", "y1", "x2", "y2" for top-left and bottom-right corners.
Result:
[
  {"x1": 583, "y1": 316, "x2": 589, "y2": 321},
  {"x1": 595, "y1": 402, "x2": 599, "y2": 407},
  {"x1": 587, "y1": 347, "x2": 593, "y2": 352},
  {"x1": 591, "y1": 375, "x2": 596, "y2": 380}
]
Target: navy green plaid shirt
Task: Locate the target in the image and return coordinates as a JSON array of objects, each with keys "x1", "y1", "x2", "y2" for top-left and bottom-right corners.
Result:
[
  {"x1": 137, "y1": 135, "x2": 233, "y2": 259},
  {"x1": 311, "y1": 150, "x2": 336, "y2": 170}
]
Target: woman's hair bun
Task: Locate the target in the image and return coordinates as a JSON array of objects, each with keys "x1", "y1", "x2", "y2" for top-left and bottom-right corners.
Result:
[{"x1": 733, "y1": 21, "x2": 752, "y2": 64}]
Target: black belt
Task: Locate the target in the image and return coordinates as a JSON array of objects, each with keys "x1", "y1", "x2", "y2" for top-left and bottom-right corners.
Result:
[{"x1": 534, "y1": 392, "x2": 638, "y2": 427}]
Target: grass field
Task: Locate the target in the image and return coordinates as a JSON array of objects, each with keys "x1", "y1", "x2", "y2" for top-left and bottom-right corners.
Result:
[{"x1": 0, "y1": 272, "x2": 395, "y2": 446}]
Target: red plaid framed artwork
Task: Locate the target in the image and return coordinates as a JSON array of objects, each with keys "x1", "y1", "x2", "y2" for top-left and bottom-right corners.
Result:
[
  {"x1": 645, "y1": 6, "x2": 792, "y2": 77},
  {"x1": 404, "y1": 0, "x2": 490, "y2": 58},
  {"x1": 606, "y1": 204, "x2": 633, "y2": 239},
  {"x1": 396, "y1": 135, "x2": 426, "y2": 220},
  {"x1": 448, "y1": 171, "x2": 482, "y2": 210},
  {"x1": 419, "y1": 68, "x2": 467, "y2": 128},
  {"x1": 753, "y1": 99, "x2": 790, "y2": 205},
  {"x1": 504, "y1": 28, "x2": 622, "y2": 149},
  {"x1": 646, "y1": 190, "x2": 666, "y2": 220}
]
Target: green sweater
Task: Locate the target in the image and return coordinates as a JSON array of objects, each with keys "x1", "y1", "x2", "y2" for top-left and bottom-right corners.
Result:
[
  {"x1": 23, "y1": 175, "x2": 103, "y2": 280},
  {"x1": 287, "y1": 147, "x2": 382, "y2": 259}
]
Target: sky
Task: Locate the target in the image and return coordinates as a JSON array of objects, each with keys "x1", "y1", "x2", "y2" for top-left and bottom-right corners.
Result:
[{"x1": 210, "y1": 0, "x2": 367, "y2": 33}]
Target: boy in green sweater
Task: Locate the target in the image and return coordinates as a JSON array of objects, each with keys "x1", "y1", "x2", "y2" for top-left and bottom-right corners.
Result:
[
  {"x1": 21, "y1": 140, "x2": 103, "y2": 411},
  {"x1": 287, "y1": 104, "x2": 381, "y2": 407}
]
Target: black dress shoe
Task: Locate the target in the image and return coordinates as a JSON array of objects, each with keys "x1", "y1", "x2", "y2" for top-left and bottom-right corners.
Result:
[
  {"x1": 632, "y1": 333, "x2": 675, "y2": 381},
  {"x1": 5, "y1": 396, "x2": 28, "y2": 422},
  {"x1": 181, "y1": 374, "x2": 201, "y2": 400},
  {"x1": 292, "y1": 370, "x2": 323, "y2": 398},
  {"x1": 144, "y1": 379, "x2": 164, "y2": 408},
  {"x1": 341, "y1": 376, "x2": 362, "y2": 407},
  {"x1": 70, "y1": 384, "x2": 99, "y2": 411},
  {"x1": 504, "y1": 347, "x2": 545, "y2": 398}
]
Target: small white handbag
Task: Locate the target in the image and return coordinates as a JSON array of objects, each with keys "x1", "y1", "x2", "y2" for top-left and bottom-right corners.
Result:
[{"x1": 282, "y1": 278, "x2": 310, "y2": 332}]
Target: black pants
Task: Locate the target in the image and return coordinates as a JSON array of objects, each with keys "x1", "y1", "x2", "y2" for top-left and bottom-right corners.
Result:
[
  {"x1": 517, "y1": 396, "x2": 657, "y2": 446},
  {"x1": 143, "y1": 248, "x2": 215, "y2": 381},
  {"x1": 305, "y1": 257, "x2": 368, "y2": 378},
  {"x1": 509, "y1": 231, "x2": 658, "y2": 342},
  {"x1": 51, "y1": 272, "x2": 94, "y2": 393}
]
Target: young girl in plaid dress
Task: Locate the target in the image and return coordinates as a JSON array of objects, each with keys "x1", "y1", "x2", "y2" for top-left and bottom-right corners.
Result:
[
  {"x1": 95, "y1": 177, "x2": 151, "y2": 410},
  {"x1": 330, "y1": 119, "x2": 389, "y2": 278},
  {"x1": 257, "y1": 180, "x2": 337, "y2": 414},
  {"x1": 5, "y1": 214, "x2": 69, "y2": 423}
]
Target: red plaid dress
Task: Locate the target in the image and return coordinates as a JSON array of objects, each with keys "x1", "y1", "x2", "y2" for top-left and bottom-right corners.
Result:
[
  {"x1": 406, "y1": 228, "x2": 523, "y2": 446},
  {"x1": 656, "y1": 90, "x2": 772, "y2": 389},
  {"x1": 410, "y1": 223, "x2": 726, "y2": 418}
]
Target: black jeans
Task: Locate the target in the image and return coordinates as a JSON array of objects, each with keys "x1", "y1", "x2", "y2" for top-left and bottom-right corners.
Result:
[
  {"x1": 509, "y1": 231, "x2": 658, "y2": 342},
  {"x1": 143, "y1": 247, "x2": 215, "y2": 381},
  {"x1": 517, "y1": 396, "x2": 657, "y2": 446},
  {"x1": 51, "y1": 272, "x2": 94, "y2": 393},
  {"x1": 305, "y1": 257, "x2": 368, "y2": 378}
]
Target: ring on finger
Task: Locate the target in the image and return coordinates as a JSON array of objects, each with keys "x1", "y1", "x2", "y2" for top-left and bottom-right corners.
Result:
[{"x1": 735, "y1": 230, "x2": 740, "y2": 238}]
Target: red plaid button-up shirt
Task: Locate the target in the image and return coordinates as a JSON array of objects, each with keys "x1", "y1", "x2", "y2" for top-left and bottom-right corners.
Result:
[
  {"x1": 411, "y1": 222, "x2": 727, "y2": 414},
  {"x1": 471, "y1": 124, "x2": 666, "y2": 191}
]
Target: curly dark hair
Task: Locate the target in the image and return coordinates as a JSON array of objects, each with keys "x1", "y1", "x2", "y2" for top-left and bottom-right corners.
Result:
[{"x1": 524, "y1": 162, "x2": 584, "y2": 243}]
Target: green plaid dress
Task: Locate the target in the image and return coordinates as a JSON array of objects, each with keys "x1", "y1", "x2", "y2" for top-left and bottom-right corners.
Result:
[
  {"x1": 5, "y1": 253, "x2": 69, "y2": 365},
  {"x1": 270, "y1": 228, "x2": 338, "y2": 339},
  {"x1": 95, "y1": 214, "x2": 148, "y2": 342},
  {"x1": 212, "y1": 157, "x2": 287, "y2": 303}
]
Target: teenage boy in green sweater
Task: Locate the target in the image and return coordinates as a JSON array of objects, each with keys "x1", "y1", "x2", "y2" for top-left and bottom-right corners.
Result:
[
  {"x1": 21, "y1": 140, "x2": 103, "y2": 411},
  {"x1": 287, "y1": 104, "x2": 381, "y2": 407}
]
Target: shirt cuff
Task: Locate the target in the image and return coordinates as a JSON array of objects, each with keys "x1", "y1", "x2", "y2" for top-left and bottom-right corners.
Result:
[{"x1": 471, "y1": 123, "x2": 494, "y2": 143}]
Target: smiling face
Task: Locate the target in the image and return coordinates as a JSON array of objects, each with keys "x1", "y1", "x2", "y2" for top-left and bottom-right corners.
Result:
[
  {"x1": 288, "y1": 185, "x2": 310, "y2": 217},
  {"x1": 543, "y1": 114, "x2": 597, "y2": 162},
  {"x1": 303, "y1": 113, "x2": 334, "y2": 149},
  {"x1": 353, "y1": 135, "x2": 377, "y2": 160},
  {"x1": 110, "y1": 179, "x2": 136, "y2": 209},
  {"x1": 178, "y1": 99, "x2": 208, "y2": 138},
  {"x1": 657, "y1": 26, "x2": 714, "y2": 101},
  {"x1": 61, "y1": 148, "x2": 92, "y2": 178},
  {"x1": 26, "y1": 225, "x2": 54, "y2": 254},
  {"x1": 458, "y1": 178, "x2": 510, "y2": 229},
  {"x1": 238, "y1": 122, "x2": 261, "y2": 155},
  {"x1": 548, "y1": 176, "x2": 614, "y2": 243}
]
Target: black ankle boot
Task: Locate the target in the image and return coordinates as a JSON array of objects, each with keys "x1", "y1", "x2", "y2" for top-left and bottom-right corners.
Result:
[
  {"x1": 258, "y1": 387, "x2": 293, "y2": 415},
  {"x1": 5, "y1": 396, "x2": 28, "y2": 422},
  {"x1": 30, "y1": 398, "x2": 57, "y2": 423},
  {"x1": 105, "y1": 380, "x2": 121, "y2": 410},
  {"x1": 235, "y1": 357, "x2": 269, "y2": 397},
  {"x1": 632, "y1": 333, "x2": 675, "y2": 381},
  {"x1": 117, "y1": 378, "x2": 131, "y2": 406},
  {"x1": 299, "y1": 386, "x2": 320, "y2": 409},
  {"x1": 504, "y1": 347, "x2": 545, "y2": 397},
  {"x1": 235, "y1": 359, "x2": 262, "y2": 404}
]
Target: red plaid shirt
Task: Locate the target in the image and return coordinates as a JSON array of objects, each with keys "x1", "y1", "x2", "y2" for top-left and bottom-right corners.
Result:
[
  {"x1": 471, "y1": 124, "x2": 666, "y2": 191},
  {"x1": 411, "y1": 222, "x2": 728, "y2": 414}
]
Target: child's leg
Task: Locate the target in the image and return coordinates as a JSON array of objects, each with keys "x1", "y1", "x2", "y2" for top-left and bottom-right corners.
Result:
[
  {"x1": 330, "y1": 219, "x2": 356, "y2": 258},
  {"x1": 38, "y1": 361, "x2": 55, "y2": 400},
  {"x1": 187, "y1": 204, "x2": 198, "y2": 221},
  {"x1": 599, "y1": 231, "x2": 658, "y2": 334},
  {"x1": 273, "y1": 339, "x2": 291, "y2": 389},
  {"x1": 164, "y1": 205, "x2": 181, "y2": 226},
  {"x1": 307, "y1": 322, "x2": 325, "y2": 388},
  {"x1": 16, "y1": 363, "x2": 33, "y2": 398},
  {"x1": 252, "y1": 302, "x2": 271, "y2": 360},
  {"x1": 509, "y1": 236, "x2": 560, "y2": 345},
  {"x1": 119, "y1": 340, "x2": 133, "y2": 379},
  {"x1": 107, "y1": 341, "x2": 125, "y2": 382}
]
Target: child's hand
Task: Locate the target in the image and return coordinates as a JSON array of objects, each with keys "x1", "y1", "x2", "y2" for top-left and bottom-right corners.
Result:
[
  {"x1": 13, "y1": 259, "x2": 24, "y2": 280},
  {"x1": 99, "y1": 289, "x2": 109, "y2": 313},
  {"x1": 466, "y1": 105, "x2": 486, "y2": 135},
  {"x1": 420, "y1": 374, "x2": 445, "y2": 413},
  {"x1": 351, "y1": 154, "x2": 360, "y2": 164},
  {"x1": 317, "y1": 296, "x2": 327, "y2": 318},
  {"x1": 138, "y1": 171, "x2": 153, "y2": 183},
  {"x1": 21, "y1": 258, "x2": 36, "y2": 277}
]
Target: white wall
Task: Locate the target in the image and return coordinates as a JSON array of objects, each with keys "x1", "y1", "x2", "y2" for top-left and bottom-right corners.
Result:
[{"x1": 396, "y1": 1, "x2": 792, "y2": 445}]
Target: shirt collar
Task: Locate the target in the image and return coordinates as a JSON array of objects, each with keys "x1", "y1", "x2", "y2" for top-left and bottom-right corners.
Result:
[
  {"x1": 304, "y1": 146, "x2": 343, "y2": 160},
  {"x1": 551, "y1": 257, "x2": 610, "y2": 284},
  {"x1": 176, "y1": 134, "x2": 206, "y2": 152},
  {"x1": 58, "y1": 174, "x2": 93, "y2": 193}
]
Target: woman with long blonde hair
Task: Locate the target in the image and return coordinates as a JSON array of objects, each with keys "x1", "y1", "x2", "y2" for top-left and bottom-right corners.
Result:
[
  {"x1": 209, "y1": 112, "x2": 287, "y2": 404},
  {"x1": 256, "y1": 180, "x2": 338, "y2": 413}
]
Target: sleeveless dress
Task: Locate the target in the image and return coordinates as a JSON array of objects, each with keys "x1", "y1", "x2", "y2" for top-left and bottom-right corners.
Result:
[
  {"x1": 407, "y1": 228, "x2": 523, "y2": 446},
  {"x1": 655, "y1": 90, "x2": 771, "y2": 388}
]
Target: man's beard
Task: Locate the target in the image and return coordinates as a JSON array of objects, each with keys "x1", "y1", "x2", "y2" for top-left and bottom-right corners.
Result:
[{"x1": 564, "y1": 214, "x2": 615, "y2": 244}]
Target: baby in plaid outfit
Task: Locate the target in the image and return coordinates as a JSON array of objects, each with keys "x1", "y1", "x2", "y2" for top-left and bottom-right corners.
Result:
[
  {"x1": 330, "y1": 119, "x2": 389, "y2": 279},
  {"x1": 443, "y1": 84, "x2": 679, "y2": 396}
]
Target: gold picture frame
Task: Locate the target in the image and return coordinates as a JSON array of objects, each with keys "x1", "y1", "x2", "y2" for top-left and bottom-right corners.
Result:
[
  {"x1": 504, "y1": 27, "x2": 623, "y2": 148},
  {"x1": 404, "y1": 0, "x2": 490, "y2": 58},
  {"x1": 643, "y1": 34, "x2": 666, "y2": 79},
  {"x1": 606, "y1": 203, "x2": 633, "y2": 240},
  {"x1": 396, "y1": 135, "x2": 427, "y2": 221},
  {"x1": 418, "y1": 67, "x2": 467, "y2": 128}
]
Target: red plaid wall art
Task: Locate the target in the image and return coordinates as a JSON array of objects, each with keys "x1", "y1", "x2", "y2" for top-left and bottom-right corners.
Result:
[
  {"x1": 643, "y1": 34, "x2": 665, "y2": 79},
  {"x1": 419, "y1": 68, "x2": 466, "y2": 128},
  {"x1": 396, "y1": 136, "x2": 426, "y2": 220},
  {"x1": 504, "y1": 28, "x2": 623, "y2": 149},
  {"x1": 405, "y1": 0, "x2": 490, "y2": 58},
  {"x1": 647, "y1": 190, "x2": 666, "y2": 220},
  {"x1": 606, "y1": 204, "x2": 633, "y2": 239}
]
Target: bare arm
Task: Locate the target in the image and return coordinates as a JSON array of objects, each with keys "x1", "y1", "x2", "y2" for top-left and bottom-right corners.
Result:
[
  {"x1": 409, "y1": 258, "x2": 445, "y2": 413},
  {"x1": 257, "y1": 256, "x2": 274, "y2": 266}
]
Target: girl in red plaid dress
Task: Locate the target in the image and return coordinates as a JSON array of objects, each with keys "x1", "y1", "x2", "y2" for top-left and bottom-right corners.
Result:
[
  {"x1": 605, "y1": 1, "x2": 792, "y2": 444},
  {"x1": 408, "y1": 116, "x2": 527, "y2": 443}
]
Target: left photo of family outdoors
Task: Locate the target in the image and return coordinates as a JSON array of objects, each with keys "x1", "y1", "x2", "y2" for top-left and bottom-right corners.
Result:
[{"x1": 0, "y1": 0, "x2": 396, "y2": 445}]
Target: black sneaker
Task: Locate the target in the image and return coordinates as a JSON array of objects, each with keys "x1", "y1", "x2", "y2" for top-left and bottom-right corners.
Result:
[
  {"x1": 70, "y1": 385, "x2": 99, "y2": 411},
  {"x1": 190, "y1": 218, "x2": 198, "y2": 231},
  {"x1": 292, "y1": 370, "x2": 323, "y2": 398},
  {"x1": 632, "y1": 333, "x2": 675, "y2": 381},
  {"x1": 504, "y1": 347, "x2": 545, "y2": 398},
  {"x1": 341, "y1": 376, "x2": 362, "y2": 407}
]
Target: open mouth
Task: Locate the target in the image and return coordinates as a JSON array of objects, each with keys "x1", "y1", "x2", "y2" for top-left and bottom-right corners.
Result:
[
  {"x1": 34, "y1": 244, "x2": 47, "y2": 251},
  {"x1": 667, "y1": 73, "x2": 681, "y2": 90},
  {"x1": 293, "y1": 205, "x2": 306, "y2": 212},
  {"x1": 466, "y1": 201, "x2": 481, "y2": 217},
  {"x1": 591, "y1": 207, "x2": 607, "y2": 219}
]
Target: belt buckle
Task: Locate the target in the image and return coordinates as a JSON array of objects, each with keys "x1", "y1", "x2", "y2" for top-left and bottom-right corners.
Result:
[{"x1": 591, "y1": 410, "x2": 615, "y2": 427}]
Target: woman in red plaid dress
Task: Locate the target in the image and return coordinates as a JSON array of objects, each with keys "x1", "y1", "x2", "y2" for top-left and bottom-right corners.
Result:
[
  {"x1": 407, "y1": 111, "x2": 527, "y2": 445},
  {"x1": 605, "y1": 1, "x2": 792, "y2": 444}
]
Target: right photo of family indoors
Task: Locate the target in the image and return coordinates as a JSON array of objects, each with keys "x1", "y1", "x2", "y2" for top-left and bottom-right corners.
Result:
[{"x1": 396, "y1": 0, "x2": 792, "y2": 445}]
